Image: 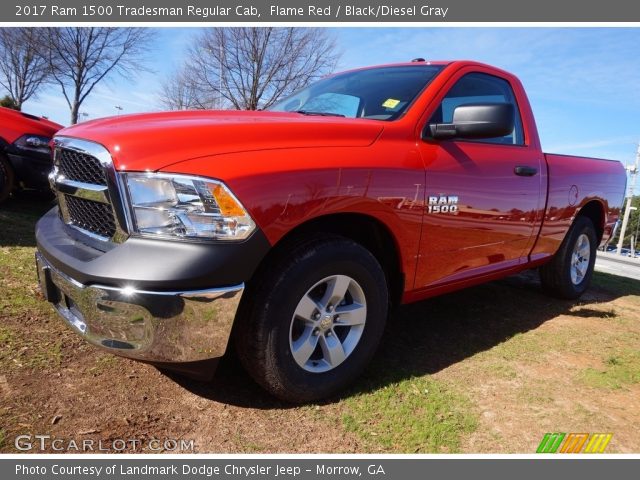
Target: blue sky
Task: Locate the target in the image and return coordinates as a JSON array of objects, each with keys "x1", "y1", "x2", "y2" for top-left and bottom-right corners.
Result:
[{"x1": 23, "y1": 27, "x2": 640, "y2": 167}]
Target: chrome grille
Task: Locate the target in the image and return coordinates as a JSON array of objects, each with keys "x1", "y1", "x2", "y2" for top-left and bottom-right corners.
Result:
[
  {"x1": 64, "y1": 195, "x2": 117, "y2": 238},
  {"x1": 57, "y1": 149, "x2": 107, "y2": 186},
  {"x1": 51, "y1": 137, "x2": 129, "y2": 247}
]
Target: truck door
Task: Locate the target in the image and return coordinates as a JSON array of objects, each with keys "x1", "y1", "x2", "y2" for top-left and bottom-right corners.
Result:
[{"x1": 415, "y1": 71, "x2": 543, "y2": 288}]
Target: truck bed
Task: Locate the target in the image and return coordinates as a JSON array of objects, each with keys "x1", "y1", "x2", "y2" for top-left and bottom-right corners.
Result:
[{"x1": 530, "y1": 153, "x2": 627, "y2": 260}]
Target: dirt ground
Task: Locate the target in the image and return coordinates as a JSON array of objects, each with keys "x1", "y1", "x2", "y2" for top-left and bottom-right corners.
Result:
[{"x1": 1, "y1": 194, "x2": 639, "y2": 453}]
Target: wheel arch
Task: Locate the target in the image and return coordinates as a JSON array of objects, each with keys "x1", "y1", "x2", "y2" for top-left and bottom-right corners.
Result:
[
  {"x1": 576, "y1": 199, "x2": 605, "y2": 244},
  {"x1": 260, "y1": 212, "x2": 405, "y2": 308}
]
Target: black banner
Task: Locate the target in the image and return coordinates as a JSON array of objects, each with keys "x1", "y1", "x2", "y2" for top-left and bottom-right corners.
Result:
[
  {"x1": 3, "y1": 458, "x2": 639, "y2": 480},
  {"x1": 5, "y1": 0, "x2": 640, "y2": 23}
]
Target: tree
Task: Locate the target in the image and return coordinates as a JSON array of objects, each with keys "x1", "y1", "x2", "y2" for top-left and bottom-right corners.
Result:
[
  {"x1": 0, "y1": 96, "x2": 19, "y2": 110},
  {"x1": 0, "y1": 28, "x2": 51, "y2": 110},
  {"x1": 185, "y1": 28, "x2": 339, "y2": 111},
  {"x1": 158, "y1": 68, "x2": 217, "y2": 111},
  {"x1": 47, "y1": 27, "x2": 154, "y2": 124}
]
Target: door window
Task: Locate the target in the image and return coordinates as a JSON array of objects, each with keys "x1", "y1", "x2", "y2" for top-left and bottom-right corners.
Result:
[{"x1": 430, "y1": 72, "x2": 525, "y2": 145}]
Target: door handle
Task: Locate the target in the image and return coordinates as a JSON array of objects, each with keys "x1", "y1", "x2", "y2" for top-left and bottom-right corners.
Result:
[{"x1": 514, "y1": 166, "x2": 538, "y2": 177}]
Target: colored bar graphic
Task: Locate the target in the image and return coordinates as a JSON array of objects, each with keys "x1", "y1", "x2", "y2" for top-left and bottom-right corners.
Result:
[
  {"x1": 560, "y1": 433, "x2": 575, "y2": 453},
  {"x1": 536, "y1": 433, "x2": 566, "y2": 453},
  {"x1": 584, "y1": 433, "x2": 613, "y2": 453},
  {"x1": 560, "y1": 433, "x2": 589, "y2": 453},
  {"x1": 537, "y1": 433, "x2": 613, "y2": 453},
  {"x1": 572, "y1": 433, "x2": 590, "y2": 453}
]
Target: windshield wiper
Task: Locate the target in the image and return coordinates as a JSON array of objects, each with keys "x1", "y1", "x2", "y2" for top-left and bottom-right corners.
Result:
[{"x1": 295, "y1": 110, "x2": 345, "y2": 117}]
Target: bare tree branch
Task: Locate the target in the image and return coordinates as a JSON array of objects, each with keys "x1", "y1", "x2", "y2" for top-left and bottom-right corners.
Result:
[
  {"x1": 0, "y1": 28, "x2": 51, "y2": 110},
  {"x1": 180, "y1": 28, "x2": 339, "y2": 111},
  {"x1": 157, "y1": 67, "x2": 218, "y2": 111},
  {"x1": 47, "y1": 27, "x2": 155, "y2": 124}
]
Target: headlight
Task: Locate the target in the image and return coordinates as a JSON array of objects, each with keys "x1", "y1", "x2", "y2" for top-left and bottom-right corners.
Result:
[
  {"x1": 14, "y1": 134, "x2": 52, "y2": 154},
  {"x1": 124, "y1": 173, "x2": 255, "y2": 241}
]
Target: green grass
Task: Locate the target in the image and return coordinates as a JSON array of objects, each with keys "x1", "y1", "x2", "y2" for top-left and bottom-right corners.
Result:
[
  {"x1": 487, "y1": 326, "x2": 591, "y2": 363},
  {"x1": 592, "y1": 271, "x2": 640, "y2": 297},
  {"x1": 1, "y1": 323, "x2": 64, "y2": 372},
  {"x1": 516, "y1": 382, "x2": 555, "y2": 405},
  {"x1": 1, "y1": 331, "x2": 63, "y2": 371},
  {"x1": 0, "y1": 252, "x2": 50, "y2": 317},
  {"x1": 24, "y1": 340, "x2": 63, "y2": 370},
  {"x1": 489, "y1": 332, "x2": 548, "y2": 361},
  {"x1": 485, "y1": 362, "x2": 519, "y2": 380},
  {"x1": 0, "y1": 196, "x2": 68, "y2": 372},
  {"x1": 0, "y1": 429, "x2": 5, "y2": 450},
  {"x1": 88, "y1": 354, "x2": 119, "y2": 375},
  {"x1": 0, "y1": 327, "x2": 16, "y2": 368},
  {"x1": 580, "y1": 351, "x2": 640, "y2": 389},
  {"x1": 341, "y1": 376, "x2": 477, "y2": 453},
  {"x1": 0, "y1": 238, "x2": 54, "y2": 318},
  {"x1": 0, "y1": 196, "x2": 55, "y2": 318},
  {"x1": 0, "y1": 192, "x2": 53, "y2": 240},
  {"x1": 232, "y1": 434, "x2": 263, "y2": 453},
  {"x1": 0, "y1": 326, "x2": 15, "y2": 346}
]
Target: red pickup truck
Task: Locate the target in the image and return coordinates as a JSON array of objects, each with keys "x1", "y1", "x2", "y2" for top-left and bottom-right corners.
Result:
[
  {"x1": 35, "y1": 60, "x2": 626, "y2": 402},
  {"x1": 0, "y1": 107, "x2": 62, "y2": 202}
]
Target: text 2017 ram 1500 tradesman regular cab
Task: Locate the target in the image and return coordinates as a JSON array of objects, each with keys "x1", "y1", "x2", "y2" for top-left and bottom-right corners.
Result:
[{"x1": 35, "y1": 60, "x2": 626, "y2": 402}]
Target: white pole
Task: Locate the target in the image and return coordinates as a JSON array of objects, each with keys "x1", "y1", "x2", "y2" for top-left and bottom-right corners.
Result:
[
  {"x1": 617, "y1": 143, "x2": 639, "y2": 255},
  {"x1": 617, "y1": 197, "x2": 633, "y2": 255}
]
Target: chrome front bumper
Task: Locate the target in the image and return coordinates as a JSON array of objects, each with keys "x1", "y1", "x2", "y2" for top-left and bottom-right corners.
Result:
[{"x1": 35, "y1": 252, "x2": 243, "y2": 364}]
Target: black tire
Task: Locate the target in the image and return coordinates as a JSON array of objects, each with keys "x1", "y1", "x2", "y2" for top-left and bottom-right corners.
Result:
[
  {"x1": 235, "y1": 235, "x2": 388, "y2": 403},
  {"x1": 539, "y1": 216, "x2": 598, "y2": 299},
  {"x1": 0, "y1": 155, "x2": 15, "y2": 203}
]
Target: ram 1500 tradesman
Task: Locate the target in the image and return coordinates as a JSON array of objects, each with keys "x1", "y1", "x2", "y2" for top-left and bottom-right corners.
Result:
[{"x1": 35, "y1": 61, "x2": 626, "y2": 402}]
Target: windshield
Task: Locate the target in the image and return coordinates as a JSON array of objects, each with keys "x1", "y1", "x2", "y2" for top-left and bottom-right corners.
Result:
[{"x1": 269, "y1": 65, "x2": 444, "y2": 121}]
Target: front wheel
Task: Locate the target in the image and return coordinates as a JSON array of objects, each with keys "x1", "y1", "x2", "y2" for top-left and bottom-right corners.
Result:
[
  {"x1": 539, "y1": 216, "x2": 598, "y2": 299},
  {"x1": 235, "y1": 235, "x2": 388, "y2": 403}
]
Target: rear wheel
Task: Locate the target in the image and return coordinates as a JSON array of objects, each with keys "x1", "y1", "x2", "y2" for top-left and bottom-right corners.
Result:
[
  {"x1": 235, "y1": 235, "x2": 388, "y2": 403},
  {"x1": 0, "y1": 155, "x2": 15, "y2": 203},
  {"x1": 540, "y1": 216, "x2": 597, "y2": 299}
]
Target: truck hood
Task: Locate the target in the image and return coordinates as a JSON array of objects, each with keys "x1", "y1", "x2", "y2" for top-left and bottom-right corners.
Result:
[
  {"x1": 57, "y1": 110, "x2": 384, "y2": 171},
  {"x1": 0, "y1": 107, "x2": 63, "y2": 142}
]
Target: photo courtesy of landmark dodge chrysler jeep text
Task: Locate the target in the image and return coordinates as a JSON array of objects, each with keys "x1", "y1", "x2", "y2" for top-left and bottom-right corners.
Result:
[{"x1": 34, "y1": 60, "x2": 626, "y2": 402}]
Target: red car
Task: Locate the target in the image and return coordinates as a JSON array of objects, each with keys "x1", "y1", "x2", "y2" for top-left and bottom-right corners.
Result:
[
  {"x1": 0, "y1": 107, "x2": 62, "y2": 202},
  {"x1": 35, "y1": 60, "x2": 626, "y2": 402}
]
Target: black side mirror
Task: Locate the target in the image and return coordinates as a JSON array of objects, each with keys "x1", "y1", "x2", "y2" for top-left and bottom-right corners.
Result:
[{"x1": 426, "y1": 103, "x2": 515, "y2": 140}]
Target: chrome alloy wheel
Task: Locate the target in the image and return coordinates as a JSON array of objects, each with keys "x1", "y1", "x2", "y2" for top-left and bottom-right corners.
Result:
[
  {"x1": 570, "y1": 233, "x2": 591, "y2": 285},
  {"x1": 289, "y1": 274, "x2": 367, "y2": 373}
]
